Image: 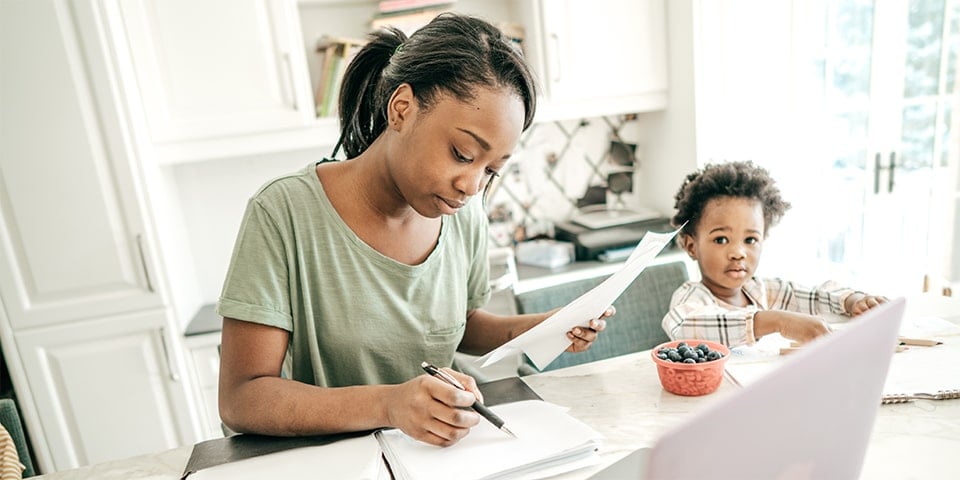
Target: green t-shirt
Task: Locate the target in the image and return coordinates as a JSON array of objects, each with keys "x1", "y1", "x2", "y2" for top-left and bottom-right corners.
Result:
[{"x1": 217, "y1": 162, "x2": 491, "y2": 387}]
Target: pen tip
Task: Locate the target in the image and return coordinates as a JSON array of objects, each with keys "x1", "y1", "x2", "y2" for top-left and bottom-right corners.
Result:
[{"x1": 502, "y1": 426, "x2": 517, "y2": 438}]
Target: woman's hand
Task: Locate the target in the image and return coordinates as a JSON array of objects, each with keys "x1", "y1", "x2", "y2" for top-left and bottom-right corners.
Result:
[
  {"x1": 566, "y1": 306, "x2": 615, "y2": 353},
  {"x1": 385, "y1": 368, "x2": 481, "y2": 447},
  {"x1": 846, "y1": 294, "x2": 889, "y2": 316}
]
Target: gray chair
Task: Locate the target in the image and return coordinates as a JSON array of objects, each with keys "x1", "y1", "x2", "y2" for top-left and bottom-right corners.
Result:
[
  {"x1": 514, "y1": 260, "x2": 689, "y2": 374},
  {"x1": 0, "y1": 397, "x2": 35, "y2": 477}
]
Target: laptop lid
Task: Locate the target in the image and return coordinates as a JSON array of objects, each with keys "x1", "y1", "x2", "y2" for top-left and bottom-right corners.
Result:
[{"x1": 589, "y1": 297, "x2": 906, "y2": 480}]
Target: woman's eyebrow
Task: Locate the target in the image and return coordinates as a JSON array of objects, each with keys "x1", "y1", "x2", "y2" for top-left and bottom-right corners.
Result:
[{"x1": 456, "y1": 128, "x2": 490, "y2": 151}]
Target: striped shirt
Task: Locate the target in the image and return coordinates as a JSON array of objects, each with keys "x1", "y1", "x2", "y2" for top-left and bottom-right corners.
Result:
[
  {"x1": 0, "y1": 424, "x2": 23, "y2": 480},
  {"x1": 662, "y1": 277, "x2": 857, "y2": 347}
]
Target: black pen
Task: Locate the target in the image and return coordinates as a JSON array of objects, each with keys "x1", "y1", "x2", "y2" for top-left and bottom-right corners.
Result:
[{"x1": 420, "y1": 361, "x2": 517, "y2": 438}]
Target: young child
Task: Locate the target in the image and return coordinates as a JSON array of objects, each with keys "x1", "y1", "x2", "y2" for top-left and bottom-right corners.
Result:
[{"x1": 662, "y1": 161, "x2": 887, "y2": 348}]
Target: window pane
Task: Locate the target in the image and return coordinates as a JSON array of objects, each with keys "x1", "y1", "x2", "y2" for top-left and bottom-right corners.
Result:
[
  {"x1": 900, "y1": 103, "x2": 936, "y2": 170},
  {"x1": 828, "y1": 0, "x2": 875, "y2": 102},
  {"x1": 945, "y1": 0, "x2": 959, "y2": 93},
  {"x1": 904, "y1": 0, "x2": 945, "y2": 98}
]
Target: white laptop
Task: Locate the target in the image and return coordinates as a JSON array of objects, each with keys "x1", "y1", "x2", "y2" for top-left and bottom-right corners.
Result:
[{"x1": 590, "y1": 296, "x2": 906, "y2": 480}]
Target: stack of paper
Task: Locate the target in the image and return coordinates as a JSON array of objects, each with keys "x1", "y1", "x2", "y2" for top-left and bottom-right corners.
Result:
[{"x1": 376, "y1": 400, "x2": 603, "y2": 480}]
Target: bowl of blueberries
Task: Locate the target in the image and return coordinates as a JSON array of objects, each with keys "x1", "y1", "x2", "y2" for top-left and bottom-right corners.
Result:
[{"x1": 651, "y1": 339, "x2": 730, "y2": 396}]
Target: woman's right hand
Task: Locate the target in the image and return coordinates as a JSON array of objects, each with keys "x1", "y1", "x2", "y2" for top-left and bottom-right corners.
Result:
[{"x1": 385, "y1": 373, "x2": 481, "y2": 447}]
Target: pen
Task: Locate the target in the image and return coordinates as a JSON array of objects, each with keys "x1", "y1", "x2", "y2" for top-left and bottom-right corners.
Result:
[{"x1": 420, "y1": 361, "x2": 517, "y2": 438}]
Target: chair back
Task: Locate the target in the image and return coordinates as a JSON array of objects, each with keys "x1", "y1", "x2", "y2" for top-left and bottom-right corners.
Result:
[
  {"x1": 0, "y1": 398, "x2": 35, "y2": 477},
  {"x1": 515, "y1": 260, "x2": 689, "y2": 373}
]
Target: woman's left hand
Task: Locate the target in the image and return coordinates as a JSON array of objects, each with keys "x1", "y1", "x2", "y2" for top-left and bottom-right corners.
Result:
[{"x1": 566, "y1": 306, "x2": 615, "y2": 352}]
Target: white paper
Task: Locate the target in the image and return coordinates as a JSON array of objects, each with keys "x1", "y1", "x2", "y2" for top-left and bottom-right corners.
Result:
[
  {"x1": 724, "y1": 316, "x2": 960, "y2": 395},
  {"x1": 376, "y1": 400, "x2": 603, "y2": 480},
  {"x1": 479, "y1": 228, "x2": 681, "y2": 370},
  {"x1": 189, "y1": 434, "x2": 388, "y2": 480}
]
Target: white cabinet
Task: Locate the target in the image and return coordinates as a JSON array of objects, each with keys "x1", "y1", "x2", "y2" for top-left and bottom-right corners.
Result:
[
  {"x1": 15, "y1": 311, "x2": 194, "y2": 469},
  {"x1": 107, "y1": 0, "x2": 321, "y2": 164},
  {"x1": 184, "y1": 333, "x2": 224, "y2": 440},
  {"x1": 520, "y1": 0, "x2": 668, "y2": 120},
  {"x1": 0, "y1": 0, "x2": 201, "y2": 473}
]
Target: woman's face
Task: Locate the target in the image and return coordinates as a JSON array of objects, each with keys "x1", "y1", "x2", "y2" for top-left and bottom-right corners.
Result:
[
  {"x1": 683, "y1": 196, "x2": 766, "y2": 300},
  {"x1": 388, "y1": 84, "x2": 525, "y2": 218}
]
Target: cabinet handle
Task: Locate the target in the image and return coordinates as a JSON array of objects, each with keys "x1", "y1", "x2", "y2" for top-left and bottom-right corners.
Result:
[
  {"x1": 282, "y1": 53, "x2": 298, "y2": 111},
  {"x1": 135, "y1": 234, "x2": 154, "y2": 293},
  {"x1": 159, "y1": 327, "x2": 181, "y2": 382},
  {"x1": 549, "y1": 32, "x2": 562, "y2": 83},
  {"x1": 873, "y1": 152, "x2": 882, "y2": 195},
  {"x1": 887, "y1": 151, "x2": 896, "y2": 193}
]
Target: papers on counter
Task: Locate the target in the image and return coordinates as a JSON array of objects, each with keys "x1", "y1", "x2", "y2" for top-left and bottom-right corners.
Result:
[
  {"x1": 724, "y1": 314, "x2": 960, "y2": 396},
  {"x1": 187, "y1": 434, "x2": 388, "y2": 480},
  {"x1": 376, "y1": 400, "x2": 603, "y2": 480},
  {"x1": 478, "y1": 227, "x2": 681, "y2": 371}
]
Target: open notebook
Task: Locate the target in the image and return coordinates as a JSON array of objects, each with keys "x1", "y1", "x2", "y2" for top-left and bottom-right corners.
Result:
[
  {"x1": 377, "y1": 400, "x2": 603, "y2": 480},
  {"x1": 180, "y1": 377, "x2": 601, "y2": 480}
]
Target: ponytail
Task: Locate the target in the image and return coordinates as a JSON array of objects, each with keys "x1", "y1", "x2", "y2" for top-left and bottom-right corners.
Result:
[{"x1": 335, "y1": 27, "x2": 407, "y2": 159}]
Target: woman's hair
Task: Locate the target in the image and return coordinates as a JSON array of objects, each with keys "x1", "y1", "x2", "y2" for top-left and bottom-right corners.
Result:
[
  {"x1": 335, "y1": 13, "x2": 538, "y2": 159},
  {"x1": 672, "y1": 160, "x2": 791, "y2": 237}
]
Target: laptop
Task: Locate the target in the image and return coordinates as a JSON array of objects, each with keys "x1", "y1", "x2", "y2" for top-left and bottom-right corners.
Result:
[{"x1": 590, "y1": 296, "x2": 906, "y2": 480}]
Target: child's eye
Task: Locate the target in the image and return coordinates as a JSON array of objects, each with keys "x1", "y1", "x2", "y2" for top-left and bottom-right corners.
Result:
[
  {"x1": 486, "y1": 168, "x2": 501, "y2": 178},
  {"x1": 745, "y1": 237, "x2": 760, "y2": 244},
  {"x1": 712, "y1": 237, "x2": 728, "y2": 245}
]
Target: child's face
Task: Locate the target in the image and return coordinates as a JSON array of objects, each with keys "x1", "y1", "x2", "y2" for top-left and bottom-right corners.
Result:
[{"x1": 683, "y1": 196, "x2": 765, "y2": 301}]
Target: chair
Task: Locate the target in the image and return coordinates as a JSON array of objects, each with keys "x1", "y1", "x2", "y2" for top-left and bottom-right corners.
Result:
[
  {"x1": 514, "y1": 260, "x2": 689, "y2": 374},
  {"x1": 0, "y1": 398, "x2": 35, "y2": 477}
]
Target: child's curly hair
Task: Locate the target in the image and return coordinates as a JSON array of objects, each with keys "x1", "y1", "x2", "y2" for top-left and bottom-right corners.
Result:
[{"x1": 672, "y1": 161, "x2": 791, "y2": 238}]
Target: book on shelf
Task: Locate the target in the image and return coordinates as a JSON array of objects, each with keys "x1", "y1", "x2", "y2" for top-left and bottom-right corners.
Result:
[
  {"x1": 314, "y1": 36, "x2": 366, "y2": 118},
  {"x1": 378, "y1": 0, "x2": 455, "y2": 14},
  {"x1": 370, "y1": 8, "x2": 449, "y2": 35}
]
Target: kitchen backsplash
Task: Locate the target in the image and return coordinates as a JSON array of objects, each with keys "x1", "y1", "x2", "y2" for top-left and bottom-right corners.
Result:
[{"x1": 485, "y1": 114, "x2": 645, "y2": 248}]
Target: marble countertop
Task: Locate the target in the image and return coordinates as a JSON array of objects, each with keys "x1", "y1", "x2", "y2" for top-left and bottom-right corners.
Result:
[{"x1": 36, "y1": 294, "x2": 960, "y2": 479}]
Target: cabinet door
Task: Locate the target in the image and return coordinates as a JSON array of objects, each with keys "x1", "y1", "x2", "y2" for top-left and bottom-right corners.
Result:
[
  {"x1": 110, "y1": 0, "x2": 314, "y2": 144},
  {"x1": 16, "y1": 310, "x2": 195, "y2": 471},
  {"x1": 0, "y1": 0, "x2": 163, "y2": 330},
  {"x1": 532, "y1": 0, "x2": 668, "y2": 119}
]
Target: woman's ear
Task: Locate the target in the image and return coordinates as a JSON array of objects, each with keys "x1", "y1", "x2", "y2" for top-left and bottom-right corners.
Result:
[{"x1": 387, "y1": 83, "x2": 415, "y2": 132}]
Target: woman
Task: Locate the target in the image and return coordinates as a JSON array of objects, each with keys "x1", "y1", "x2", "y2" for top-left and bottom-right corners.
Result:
[{"x1": 217, "y1": 13, "x2": 612, "y2": 447}]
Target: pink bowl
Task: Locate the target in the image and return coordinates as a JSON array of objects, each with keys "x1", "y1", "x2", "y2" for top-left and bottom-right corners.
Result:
[{"x1": 651, "y1": 339, "x2": 731, "y2": 396}]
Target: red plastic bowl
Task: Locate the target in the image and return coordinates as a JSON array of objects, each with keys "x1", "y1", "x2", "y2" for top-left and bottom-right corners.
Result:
[{"x1": 651, "y1": 339, "x2": 731, "y2": 396}]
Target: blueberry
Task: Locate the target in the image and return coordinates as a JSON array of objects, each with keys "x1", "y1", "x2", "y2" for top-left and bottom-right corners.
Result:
[
  {"x1": 682, "y1": 358, "x2": 696, "y2": 363},
  {"x1": 707, "y1": 351, "x2": 722, "y2": 361},
  {"x1": 667, "y1": 351, "x2": 682, "y2": 362}
]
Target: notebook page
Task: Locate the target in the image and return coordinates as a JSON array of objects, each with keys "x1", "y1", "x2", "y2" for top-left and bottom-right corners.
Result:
[
  {"x1": 377, "y1": 400, "x2": 603, "y2": 480},
  {"x1": 189, "y1": 433, "x2": 387, "y2": 480}
]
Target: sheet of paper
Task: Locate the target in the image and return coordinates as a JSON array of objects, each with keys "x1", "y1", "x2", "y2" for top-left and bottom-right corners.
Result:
[
  {"x1": 189, "y1": 434, "x2": 387, "y2": 480},
  {"x1": 376, "y1": 400, "x2": 603, "y2": 480},
  {"x1": 478, "y1": 228, "x2": 681, "y2": 370},
  {"x1": 724, "y1": 317, "x2": 960, "y2": 395}
]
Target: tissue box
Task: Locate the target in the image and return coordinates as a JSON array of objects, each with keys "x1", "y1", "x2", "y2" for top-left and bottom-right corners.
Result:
[{"x1": 515, "y1": 240, "x2": 575, "y2": 269}]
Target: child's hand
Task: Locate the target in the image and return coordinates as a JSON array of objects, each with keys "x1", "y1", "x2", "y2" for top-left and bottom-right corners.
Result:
[
  {"x1": 846, "y1": 294, "x2": 888, "y2": 316},
  {"x1": 566, "y1": 306, "x2": 614, "y2": 353},
  {"x1": 756, "y1": 310, "x2": 831, "y2": 345}
]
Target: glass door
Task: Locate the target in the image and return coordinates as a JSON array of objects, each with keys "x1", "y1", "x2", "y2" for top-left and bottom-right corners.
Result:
[{"x1": 793, "y1": 0, "x2": 959, "y2": 294}]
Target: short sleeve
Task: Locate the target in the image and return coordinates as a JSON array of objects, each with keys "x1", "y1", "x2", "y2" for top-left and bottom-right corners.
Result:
[{"x1": 217, "y1": 197, "x2": 293, "y2": 331}]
